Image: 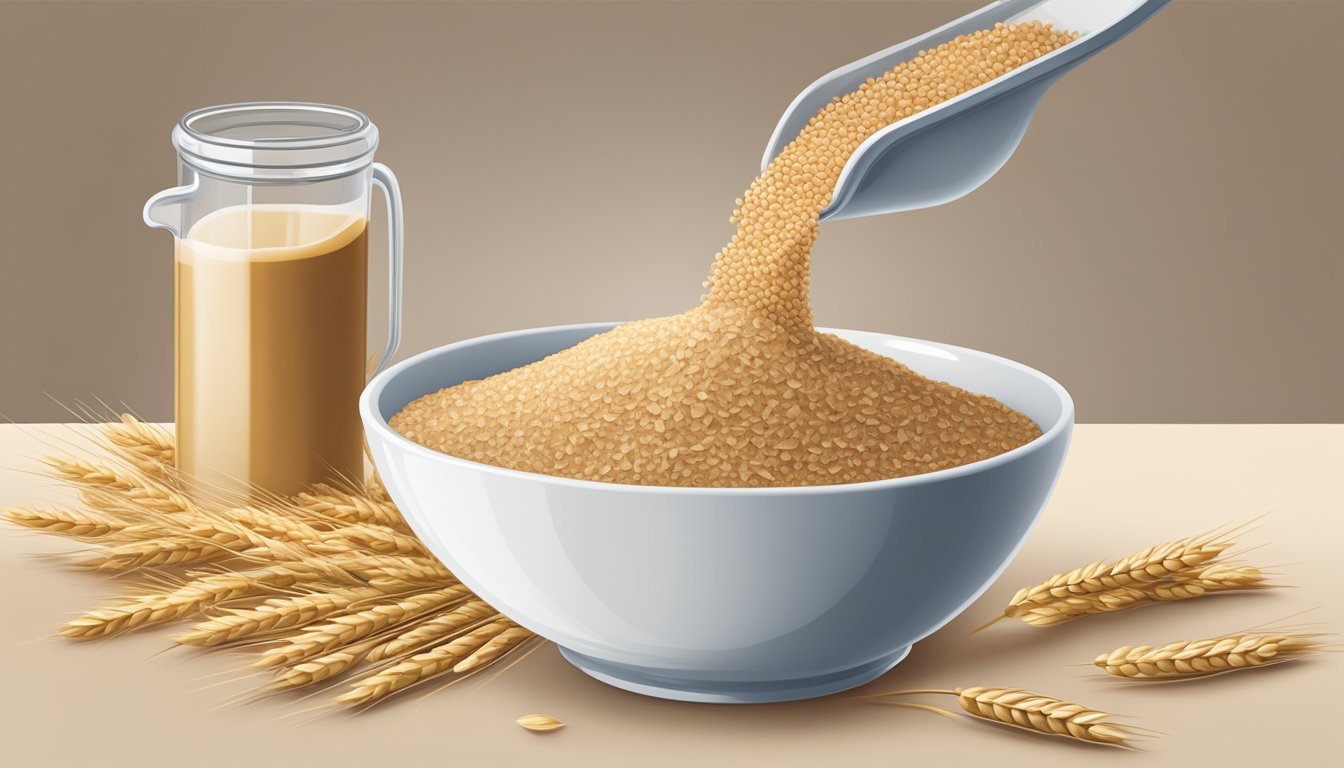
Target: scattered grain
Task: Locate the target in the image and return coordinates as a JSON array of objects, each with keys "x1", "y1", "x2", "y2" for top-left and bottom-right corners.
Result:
[{"x1": 516, "y1": 713, "x2": 565, "y2": 732}]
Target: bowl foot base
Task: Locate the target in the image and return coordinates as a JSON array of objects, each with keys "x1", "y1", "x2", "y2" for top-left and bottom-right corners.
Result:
[{"x1": 557, "y1": 645, "x2": 911, "y2": 704}]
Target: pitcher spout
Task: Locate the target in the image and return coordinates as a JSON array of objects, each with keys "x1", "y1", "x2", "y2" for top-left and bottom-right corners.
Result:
[{"x1": 143, "y1": 180, "x2": 199, "y2": 238}]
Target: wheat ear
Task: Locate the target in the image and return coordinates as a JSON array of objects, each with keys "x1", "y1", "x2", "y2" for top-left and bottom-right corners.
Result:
[
  {"x1": 209, "y1": 506, "x2": 420, "y2": 559},
  {"x1": 68, "y1": 509, "x2": 287, "y2": 570},
  {"x1": 366, "y1": 599, "x2": 496, "y2": 662},
  {"x1": 335, "y1": 617, "x2": 510, "y2": 706},
  {"x1": 1009, "y1": 565, "x2": 1270, "y2": 627},
  {"x1": 46, "y1": 455, "x2": 193, "y2": 517},
  {"x1": 60, "y1": 563, "x2": 343, "y2": 639},
  {"x1": 6, "y1": 505, "x2": 127, "y2": 539},
  {"x1": 1006, "y1": 532, "x2": 1232, "y2": 611},
  {"x1": 330, "y1": 553, "x2": 455, "y2": 589},
  {"x1": 1095, "y1": 631, "x2": 1326, "y2": 680},
  {"x1": 99, "y1": 415, "x2": 175, "y2": 476},
  {"x1": 42, "y1": 456, "x2": 137, "y2": 490},
  {"x1": 253, "y1": 586, "x2": 471, "y2": 668},
  {"x1": 1145, "y1": 564, "x2": 1269, "y2": 599},
  {"x1": 453, "y1": 623, "x2": 534, "y2": 673},
  {"x1": 978, "y1": 526, "x2": 1267, "y2": 630},
  {"x1": 365, "y1": 474, "x2": 391, "y2": 502},
  {"x1": 74, "y1": 535, "x2": 237, "y2": 571},
  {"x1": 72, "y1": 495, "x2": 441, "y2": 583},
  {"x1": 860, "y1": 687, "x2": 1139, "y2": 747},
  {"x1": 175, "y1": 586, "x2": 388, "y2": 647},
  {"x1": 305, "y1": 522, "x2": 428, "y2": 559},
  {"x1": 296, "y1": 486, "x2": 410, "y2": 533},
  {"x1": 269, "y1": 637, "x2": 383, "y2": 692}
]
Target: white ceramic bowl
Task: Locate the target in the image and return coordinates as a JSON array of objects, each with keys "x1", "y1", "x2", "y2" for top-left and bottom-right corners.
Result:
[{"x1": 361, "y1": 323, "x2": 1073, "y2": 703}]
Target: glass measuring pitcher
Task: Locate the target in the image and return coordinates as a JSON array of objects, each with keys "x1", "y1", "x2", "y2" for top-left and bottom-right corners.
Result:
[{"x1": 144, "y1": 102, "x2": 403, "y2": 499}]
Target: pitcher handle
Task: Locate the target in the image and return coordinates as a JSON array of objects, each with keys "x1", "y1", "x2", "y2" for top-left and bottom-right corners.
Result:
[
  {"x1": 370, "y1": 163, "x2": 404, "y2": 376},
  {"x1": 142, "y1": 179, "x2": 200, "y2": 238}
]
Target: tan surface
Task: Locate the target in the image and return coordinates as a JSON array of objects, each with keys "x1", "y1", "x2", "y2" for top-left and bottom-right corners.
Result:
[
  {"x1": 2, "y1": 0, "x2": 1342, "y2": 424},
  {"x1": 2, "y1": 423, "x2": 1341, "y2": 766}
]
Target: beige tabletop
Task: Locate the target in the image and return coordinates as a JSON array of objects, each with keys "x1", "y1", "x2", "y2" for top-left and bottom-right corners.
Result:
[{"x1": 2, "y1": 424, "x2": 1341, "y2": 767}]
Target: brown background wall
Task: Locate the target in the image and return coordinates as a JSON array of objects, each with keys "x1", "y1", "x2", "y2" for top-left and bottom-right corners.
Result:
[{"x1": 1, "y1": 0, "x2": 1340, "y2": 423}]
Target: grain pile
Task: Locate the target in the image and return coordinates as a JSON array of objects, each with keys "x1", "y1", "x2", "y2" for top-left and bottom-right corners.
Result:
[{"x1": 393, "y1": 23, "x2": 1075, "y2": 487}]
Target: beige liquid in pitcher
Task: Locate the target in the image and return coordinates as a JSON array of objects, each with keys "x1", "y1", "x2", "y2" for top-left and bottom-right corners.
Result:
[{"x1": 176, "y1": 206, "x2": 368, "y2": 498}]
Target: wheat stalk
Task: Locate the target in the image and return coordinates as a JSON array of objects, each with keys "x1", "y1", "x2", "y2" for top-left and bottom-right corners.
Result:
[
  {"x1": 211, "y1": 506, "x2": 423, "y2": 559},
  {"x1": 367, "y1": 599, "x2": 496, "y2": 661},
  {"x1": 979, "y1": 526, "x2": 1269, "y2": 630},
  {"x1": 69, "y1": 492, "x2": 442, "y2": 582},
  {"x1": 332, "y1": 553, "x2": 456, "y2": 589},
  {"x1": 1006, "y1": 531, "x2": 1232, "y2": 610},
  {"x1": 60, "y1": 563, "x2": 336, "y2": 639},
  {"x1": 7, "y1": 414, "x2": 534, "y2": 709},
  {"x1": 1094, "y1": 631, "x2": 1326, "y2": 680},
  {"x1": 1006, "y1": 565, "x2": 1271, "y2": 627},
  {"x1": 859, "y1": 687, "x2": 1140, "y2": 747},
  {"x1": 1146, "y1": 564, "x2": 1268, "y2": 599},
  {"x1": 175, "y1": 587, "x2": 387, "y2": 647},
  {"x1": 254, "y1": 586, "x2": 471, "y2": 669},
  {"x1": 101, "y1": 414, "x2": 175, "y2": 476},
  {"x1": 306, "y1": 522, "x2": 428, "y2": 558},
  {"x1": 6, "y1": 505, "x2": 127, "y2": 539},
  {"x1": 270, "y1": 637, "x2": 383, "y2": 692},
  {"x1": 74, "y1": 535, "x2": 237, "y2": 571},
  {"x1": 48, "y1": 455, "x2": 193, "y2": 516},
  {"x1": 296, "y1": 486, "x2": 410, "y2": 533},
  {"x1": 955, "y1": 687, "x2": 1137, "y2": 746},
  {"x1": 335, "y1": 617, "x2": 510, "y2": 706},
  {"x1": 219, "y1": 507, "x2": 427, "y2": 560},
  {"x1": 454, "y1": 624, "x2": 534, "y2": 673},
  {"x1": 365, "y1": 474, "x2": 391, "y2": 503},
  {"x1": 43, "y1": 456, "x2": 136, "y2": 490},
  {"x1": 219, "y1": 505, "x2": 327, "y2": 542},
  {"x1": 68, "y1": 511, "x2": 283, "y2": 570}
]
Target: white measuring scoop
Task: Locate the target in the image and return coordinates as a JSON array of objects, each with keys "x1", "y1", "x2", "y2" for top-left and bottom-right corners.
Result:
[{"x1": 763, "y1": 0, "x2": 1170, "y2": 221}]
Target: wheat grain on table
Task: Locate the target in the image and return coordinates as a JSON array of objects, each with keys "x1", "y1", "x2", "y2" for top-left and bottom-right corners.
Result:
[{"x1": 2, "y1": 424, "x2": 1341, "y2": 767}]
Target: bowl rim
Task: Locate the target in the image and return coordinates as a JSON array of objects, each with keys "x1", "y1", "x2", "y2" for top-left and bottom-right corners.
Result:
[{"x1": 360, "y1": 322, "x2": 1074, "y2": 497}]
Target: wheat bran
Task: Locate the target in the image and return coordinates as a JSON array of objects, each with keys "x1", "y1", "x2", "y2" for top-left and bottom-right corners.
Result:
[{"x1": 391, "y1": 22, "x2": 1071, "y2": 487}]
